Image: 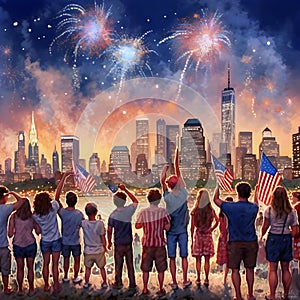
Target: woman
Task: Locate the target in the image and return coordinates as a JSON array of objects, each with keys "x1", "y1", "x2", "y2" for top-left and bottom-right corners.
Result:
[
  {"x1": 8, "y1": 199, "x2": 40, "y2": 296},
  {"x1": 33, "y1": 192, "x2": 62, "y2": 294},
  {"x1": 261, "y1": 186, "x2": 299, "y2": 300},
  {"x1": 191, "y1": 189, "x2": 219, "y2": 288}
]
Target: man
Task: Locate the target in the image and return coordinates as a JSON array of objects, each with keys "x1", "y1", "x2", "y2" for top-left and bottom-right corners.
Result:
[
  {"x1": 160, "y1": 148, "x2": 191, "y2": 289},
  {"x1": 135, "y1": 188, "x2": 170, "y2": 296},
  {"x1": 107, "y1": 184, "x2": 138, "y2": 291},
  {"x1": 213, "y1": 182, "x2": 258, "y2": 300},
  {"x1": 55, "y1": 171, "x2": 84, "y2": 284},
  {"x1": 0, "y1": 185, "x2": 25, "y2": 294}
]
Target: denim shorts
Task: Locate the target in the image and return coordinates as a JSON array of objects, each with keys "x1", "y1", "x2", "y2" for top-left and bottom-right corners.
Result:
[
  {"x1": 13, "y1": 242, "x2": 37, "y2": 259},
  {"x1": 40, "y1": 238, "x2": 62, "y2": 253},
  {"x1": 167, "y1": 232, "x2": 188, "y2": 258},
  {"x1": 266, "y1": 233, "x2": 292, "y2": 262},
  {"x1": 62, "y1": 244, "x2": 81, "y2": 257}
]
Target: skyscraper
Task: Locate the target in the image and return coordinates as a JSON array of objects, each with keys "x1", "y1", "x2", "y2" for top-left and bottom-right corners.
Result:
[
  {"x1": 259, "y1": 127, "x2": 279, "y2": 159},
  {"x1": 14, "y1": 131, "x2": 26, "y2": 173},
  {"x1": 108, "y1": 146, "x2": 131, "y2": 182},
  {"x1": 166, "y1": 125, "x2": 179, "y2": 164},
  {"x1": 136, "y1": 118, "x2": 149, "y2": 163},
  {"x1": 221, "y1": 64, "x2": 235, "y2": 157},
  {"x1": 61, "y1": 135, "x2": 79, "y2": 173},
  {"x1": 4, "y1": 158, "x2": 11, "y2": 174},
  {"x1": 181, "y1": 118, "x2": 207, "y2": 180},
  {"x1": 52, "y1": 146, "x2": 60, "y2": 175},
  {"x1": 89, "y1": 153, "x2": 100, "y2": 176},
  {"x1": 292, "y1": 126, "x2": 300, "y2": 178},
  {"x1": 239, "y1": 132, "x2": 252, "y2": 154},
  {"x1": 156, "y1": 119, "x2": 167, "y2": 165},
  {"x1": 28, "y1": 111, "x2": 39, "y2": 169}
]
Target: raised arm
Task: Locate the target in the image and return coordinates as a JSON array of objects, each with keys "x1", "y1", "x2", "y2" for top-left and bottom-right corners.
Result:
[
  {"x1": 174, "y1": 147, "x2": 185, "y2": 188},
  {"x1": 160, "y1": 165, "x2": 169, "y2": 192},
  {"x1": 119, "y1": 184, "x2": 138, "y2": 207},
  {"x1": 55, "y1": 171, "x2": 73, "y2": 204},
  {"x1": 9, "y1": 191, "x2": 26, "y2": 211},
  {"x1": 213, "y1": 185, "x2": 223, "y2": 208}
]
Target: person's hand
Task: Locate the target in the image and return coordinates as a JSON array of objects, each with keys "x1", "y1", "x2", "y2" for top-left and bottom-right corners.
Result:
[{"x1": 118, "y1": 184, "x2": 126, "y2": 191}]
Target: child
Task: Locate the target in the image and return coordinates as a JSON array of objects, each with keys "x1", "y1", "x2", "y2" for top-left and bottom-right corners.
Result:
[
  {"x1": 8, "y1": 199, "x2": 40, "y2": 296},
  {"x1": 191, "y1": 189, "x2": 218, "y2": 288},
  {"x1": 33, "y1": 191, "x2": 61, "y2": 293},
  {"x1": 135, "y1": 188, "x2": 170, "y2": 297},
  {"x1": 55, "y1": 171, "x2": 84, "y2": 284},
  {"x1": 81, "y1": 203, "x2": 107, "y2": 289},
  {"x1": 107, "y1": 184, "x2": 138, "y2": 290},
  {"x1": 216, "y1": 196, "x2": 233, "y2": 284}
]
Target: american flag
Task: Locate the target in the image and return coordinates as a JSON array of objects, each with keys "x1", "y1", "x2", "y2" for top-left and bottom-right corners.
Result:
[
  {"x1": 72, "y1": 161, "x2": 96, "y2": 193},
  {"x1": 257, "y1": 152, "x2": 282, "y2": 206},
  {"x1": 211, "y1": 154, "x2": 233, "y2": 192}
]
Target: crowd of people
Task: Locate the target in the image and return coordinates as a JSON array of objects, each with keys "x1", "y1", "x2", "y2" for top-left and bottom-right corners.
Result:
[{"x1": 0, "y1": 148, "x2": 300, "y2": 300}]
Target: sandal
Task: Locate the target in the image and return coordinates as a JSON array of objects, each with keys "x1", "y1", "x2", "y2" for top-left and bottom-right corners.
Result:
[
  {"x1": 171, "y1": 283, "x2": 178, "y2": 290},
  {"x1": 157, "y1": 288, "x2": 166, "y2": 297},
  {"x1": 183, "y1": 280, "x2": 192, "y2": 288},
  {"x1": 204, "y1": 280, "x2": 209, "y2": 288}
]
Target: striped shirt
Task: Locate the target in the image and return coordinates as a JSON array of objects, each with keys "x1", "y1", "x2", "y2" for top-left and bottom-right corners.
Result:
[{"x1": 136, "y1": 205, "x2": 170, "y2": 247}]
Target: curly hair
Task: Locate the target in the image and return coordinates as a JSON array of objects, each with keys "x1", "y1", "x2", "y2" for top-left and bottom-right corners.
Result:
[
  {"x1": 191, "y1": 189, "x2": 214, "y2": 228},
  {"x1": 33, "y1": 192, "x2": 53, "y2": 217},
  {"x1": 271, "y1": 186, "x2": 292, "y2": 218},
  {"x1": 147, "y1": 188, "x2": 161, "y2": 205},
  {"x1": 16, "y1": 198, "x2": 32, "y2": 220}
]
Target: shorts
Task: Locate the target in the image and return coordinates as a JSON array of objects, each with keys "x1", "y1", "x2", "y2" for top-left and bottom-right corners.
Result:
[
  {"x1": 266, "y1": 233, "x2": 292, "y2": 262},
  {"x1": 84, "y1": 252, "x2": 106, "y2": 269},
  {"x1": 62, "y1": 244, "x2": 81, "y2": 257},
  {"x1": 0, "y1": 247, "x2": 11, "y2": 276},
  {"x1": 167, "y1": 232, "x2": 188, "y2": 258},
  {"x1": 141, "y1": 246, "x2": 167, "y2": 273},
  {"x1": 40, "y1": 238, "x2": 62, "y2": 253},
  {"x1": 13, "y1": 242, "x2": 37, "y2": 259},
  {"x1": 227, "y1": 240, "x2": 258, "y2": 269}
]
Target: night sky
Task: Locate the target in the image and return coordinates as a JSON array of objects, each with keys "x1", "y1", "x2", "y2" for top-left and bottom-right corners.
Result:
[{"x1": 0, "y1": 0, "x2": 299, "y2": 165}]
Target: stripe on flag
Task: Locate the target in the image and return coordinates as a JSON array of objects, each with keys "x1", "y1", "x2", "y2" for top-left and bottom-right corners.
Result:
[
  {"x1": 211, "y1": 154, "x2": 233, "y2": 192},
  {"x1": 72, "y1": 161, "x2": 96, "y2": 193},
  {"x1": 257, "y1": 152, "x2": 282, "y2": 206}
]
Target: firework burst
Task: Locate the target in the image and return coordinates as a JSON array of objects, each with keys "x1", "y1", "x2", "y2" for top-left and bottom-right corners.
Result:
[
  {"x1": 106, "y1": 31, "x2": 157, "y2": 101},
  {"x1": 49, "y1": 2, "x2": 114, "y2": 89},
  {"x1": 159, "y1": 10, "x2": 231, "y2": 99}
]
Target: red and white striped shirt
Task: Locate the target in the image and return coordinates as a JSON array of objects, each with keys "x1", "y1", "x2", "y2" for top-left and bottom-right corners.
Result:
[{"x1": 136, "y1": 205, "x2": 170, "y2": 247}]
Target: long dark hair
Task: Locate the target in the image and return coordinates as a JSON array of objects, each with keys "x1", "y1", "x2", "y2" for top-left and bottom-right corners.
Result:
[
  {"x1": 271, "y1": 186, "x2": 292, "y2": 218},
  {"x1": 16, "y1": 198, "x2": 32, "y2": 220},
  {"x1": 33, "y1": 192, "x2": 53, "y2": 216}
]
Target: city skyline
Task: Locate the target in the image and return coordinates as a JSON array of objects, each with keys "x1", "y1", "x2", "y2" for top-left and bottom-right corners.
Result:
[{"x1": 0, "y1": 0, "x2": 299, "y2": 169}]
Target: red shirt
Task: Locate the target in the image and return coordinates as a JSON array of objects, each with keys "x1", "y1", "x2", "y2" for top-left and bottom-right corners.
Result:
[{"x1": 136, "y1": 205, "x2": 170, "y2": 247}]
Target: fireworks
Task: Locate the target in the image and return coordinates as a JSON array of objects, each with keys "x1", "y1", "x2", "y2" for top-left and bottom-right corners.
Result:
[
  {"x1": 49, "y1": 2, "x2": 114, "y2": 89},
  {"x1": 159, "y1": 10, "x2": 231, "y2": 99},
  {"x1": 106, "y1": 31, "x2": 157, "y2": 100}
]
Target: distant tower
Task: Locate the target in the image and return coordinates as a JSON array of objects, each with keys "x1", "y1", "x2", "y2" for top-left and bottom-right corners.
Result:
[
  {"x1": 61, "y1": 135, "x2": 79, "y2": 172},
  {"x1": 181, "y1": 118, "x2": 207, "y2": 180},
  {"x1": 14, "y1": 131, "x2": 26, "y2": 173},
  {"x1": 259, "y1": 127, "x2": 279, "y2": 159},
  {"x1": 166, "y1": 125, "x2": 179, "y2": 164},
  {"x1": 28, "y1": 111, "x2": 39, "y2": 169},
  {"x1": 136, "y1": 118, "x2": 149, "y2": 163},
  {"x1": 221, "y1": 64, "x2": 235, "y2": 157},
  {"x1": 156, "y1": 119, "x2": 167, "y2": 165},
  {"x1": 109, "y1": 146, "x2": 131, "y2": 182},
  {"x1": 292, "y1": 127, "x2": 300, "y2": 178},
  {"x1": 52, "y1": 146, "x2": 60, "y2": 175},
  {"x1": 89, "y1": 153, "x2": 100, "y2": 176}
]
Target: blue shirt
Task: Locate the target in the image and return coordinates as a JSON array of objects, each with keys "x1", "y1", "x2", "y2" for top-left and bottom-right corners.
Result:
[
  {"x1": 108, "y1": 204, "x2": 136, "y2": 245},
  {"x1": 59, "y1": 208, "x2": 84, "y2": 245},
  {"x1": 221, "y1": 201, "x2": 258, "y2": 242},
  {"x1": 0, "y1": 204, "x2": 13, "y2": 247},
  {"x1": 164, "y1": 187, "x2": 189, "y2": 235}
]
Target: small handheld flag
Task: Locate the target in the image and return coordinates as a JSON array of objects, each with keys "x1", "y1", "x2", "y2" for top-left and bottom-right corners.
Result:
[
  {"x1": 257, "y1": 152, "x2": 282, "y2": 206},
  {"x1": 72, "y1": 161, "x2": 96, "y2": 193},
  {"x1": 108, "y1": 184, "x2": 118, "y2": 193},
  {"x1": 211, "y1": 154, "x2": 233, "y2": 192}
]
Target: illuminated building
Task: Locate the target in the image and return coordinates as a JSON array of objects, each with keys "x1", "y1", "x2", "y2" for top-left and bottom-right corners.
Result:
[
  {"x1": 259, "y1": 127, "x2": 279, "y2": 159},
  {"x1": 28, "y1": 111, "x2": 39, "y2": 170},
  {"x1": 292, "y1": 127, "x2": 300, "y2": 178},
  {"x1": 136, "y1": 118, "x2": 149, "y2": 163},
  {"x1": 221, "y1": 64, "x2": 235, "y2": 158},
  {"x1": 89, "y1": 153, "x2": 100, "y2": 176},
  {"x1": 156, "y1": 119, "x2": 167, "y2": 165},
  {"x1": 52, "y1": 146, "x2": 60, "y2": 175},
  {"x1": 14, "y1": 131, "x2": 26, "y2": 173},
  {"x1": 61, "y1": 135, "x2": 79, "y2": 173},
  {"x1": 109, "y1": 146, "x2": 131, "y2": 182},
  {"x1": 166, "y1": 124, "x2": 179, "y2": 164},
  {"x1": 242, "y1": 154, "x2": 257, "y2": 181},
  {"x1": 181, "y1": 118, "x2": 207, "y2": 181}
]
